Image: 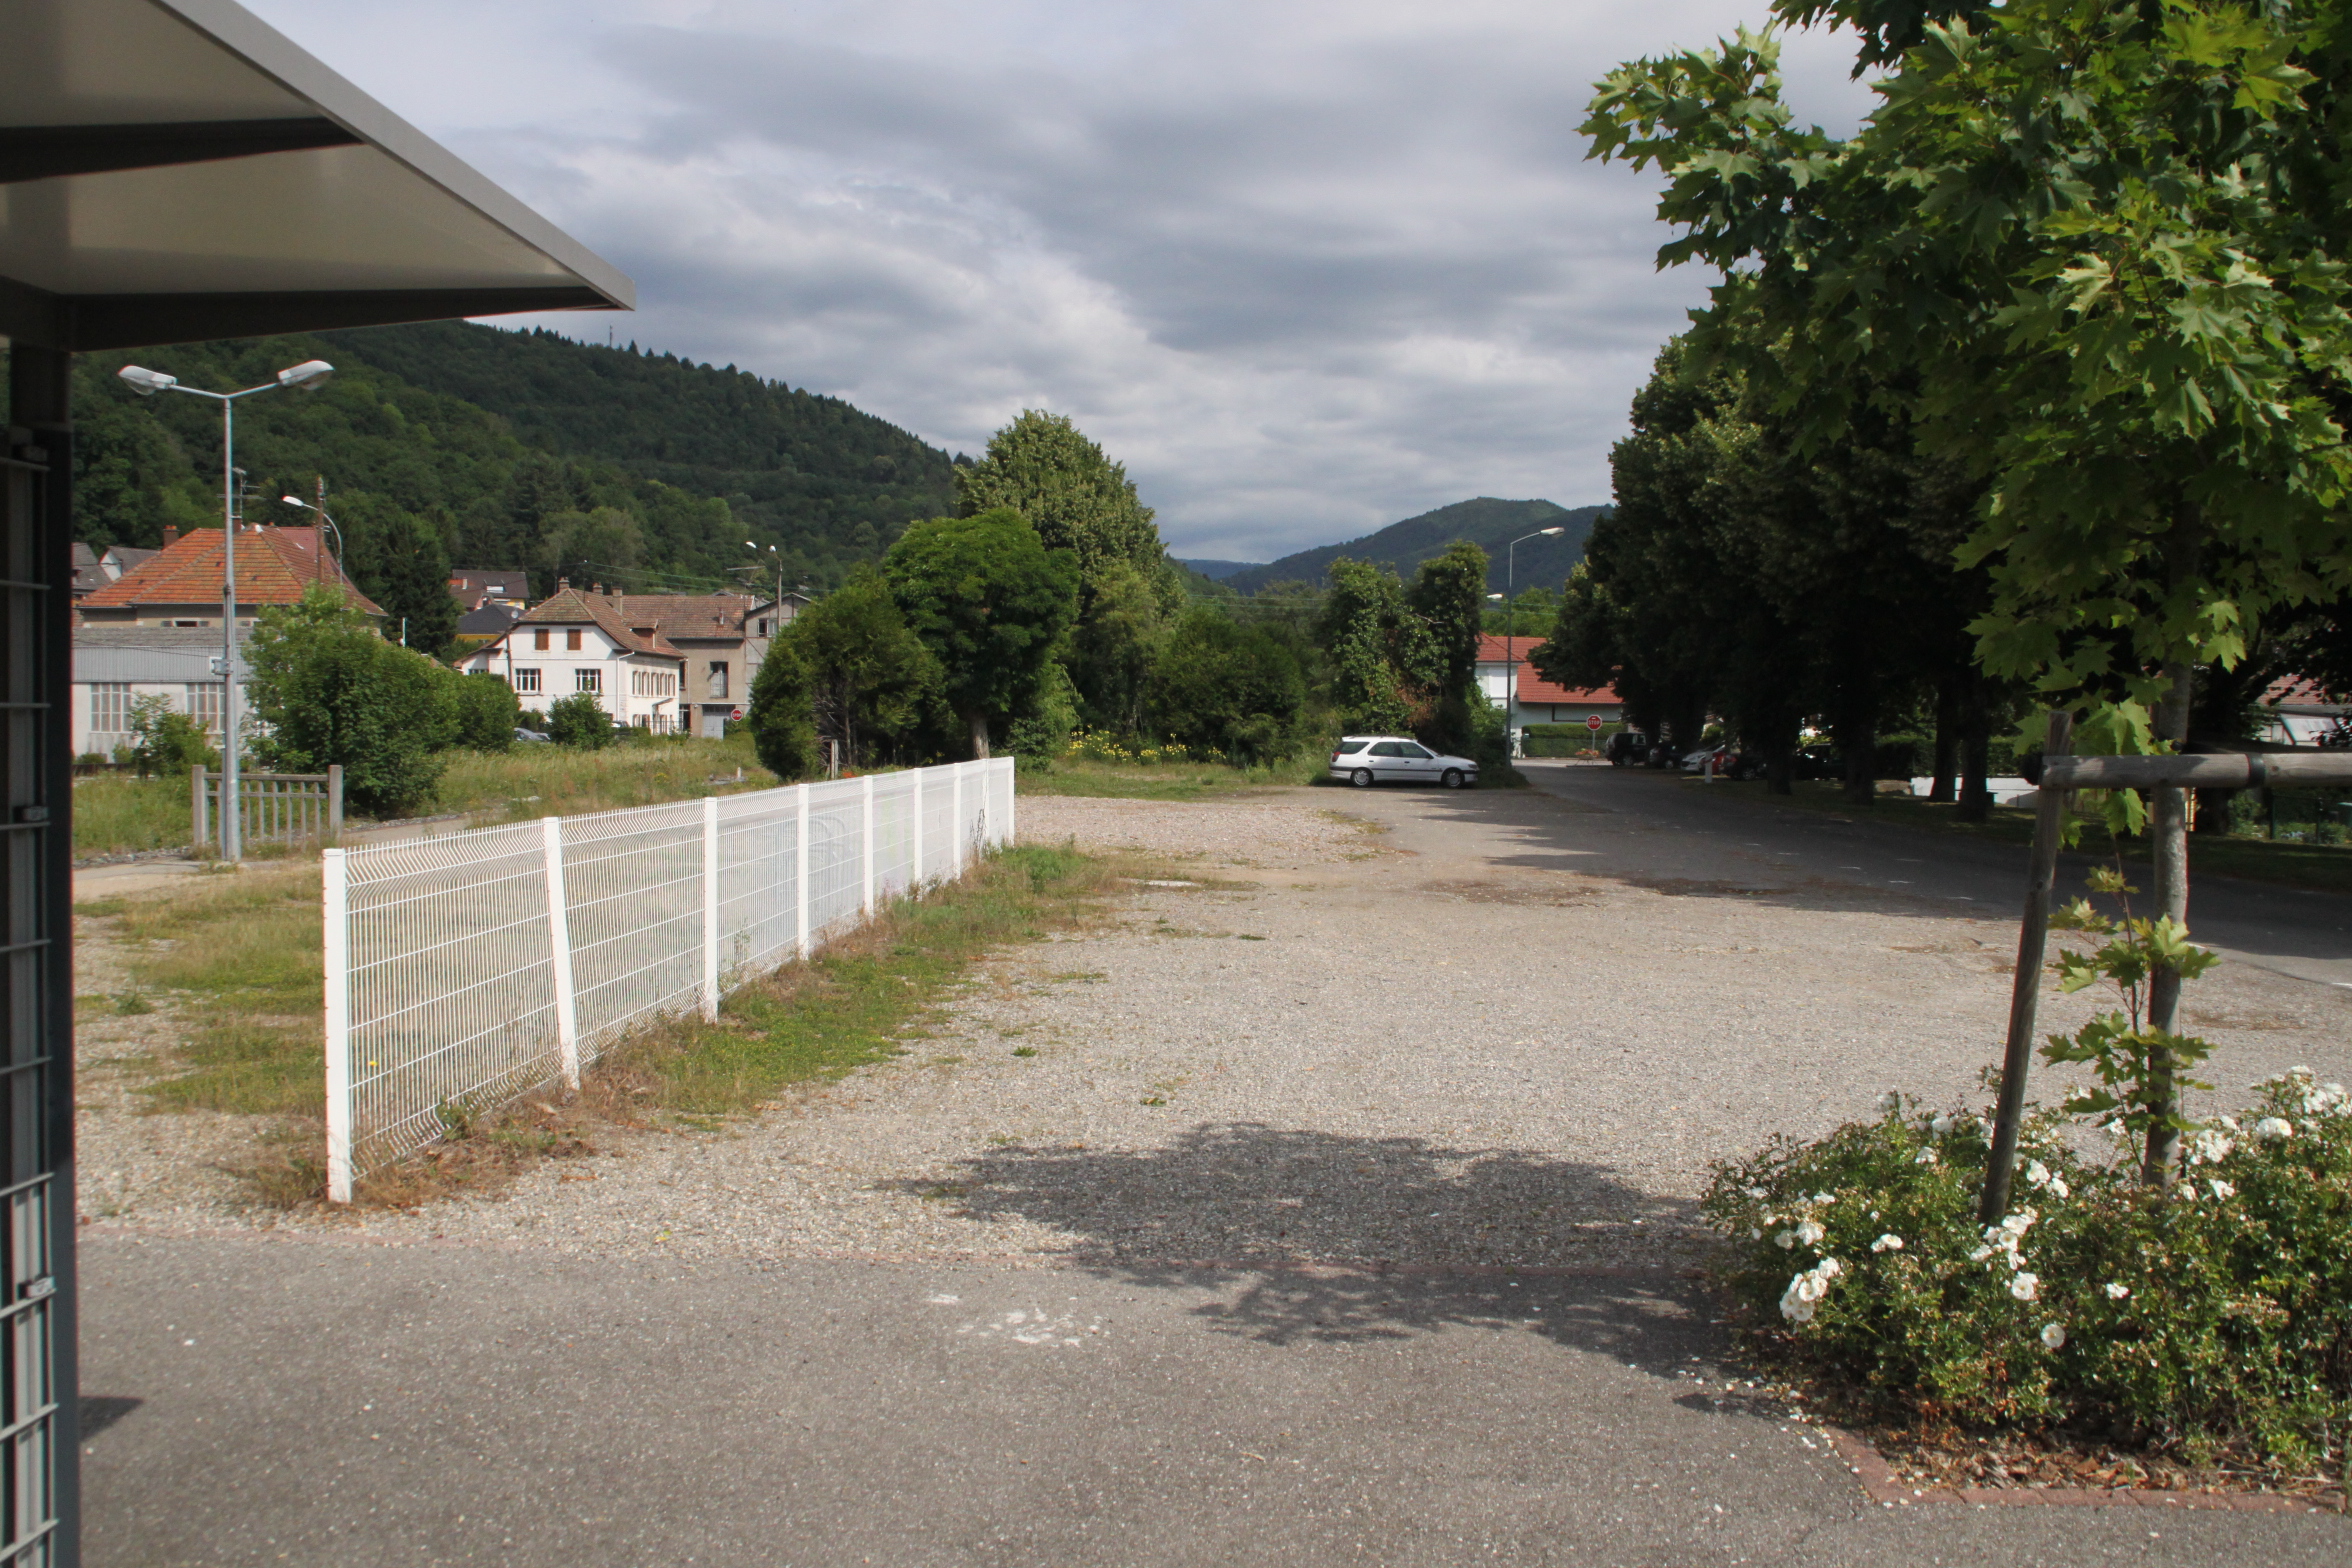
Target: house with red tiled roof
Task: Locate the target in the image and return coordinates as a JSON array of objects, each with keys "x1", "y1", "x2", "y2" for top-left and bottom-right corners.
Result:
[
  {"x1": 1474, "y1": 635, "x2": 1620, "y2": 752},
  {"x1": 457, "y1": 580, "x2": 695, "y2": 733},
  {"x1": 2260, "y1": 675, "x2": 2349, "y2": 748},
  {"x1": 76, "y1": 525, "x2": 381, "y2": 627}
]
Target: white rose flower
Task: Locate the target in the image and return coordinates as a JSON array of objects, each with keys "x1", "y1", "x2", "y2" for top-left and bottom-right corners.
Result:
[
  {"x1": 2208, "y1": 1178, "x2": 2236, "y2": 1201},
  {"x1": 1811, "y1": 1192, "x2": 1834, "y2": 1207},
  {"x1": 1776, "y1": 1230, "x2": 1798, "y2": 1250},
  {"x1": 2040, "y1": 1322, "x2": 2066, "y2": 1350},
  {"x1": 2311, "y1": 1083, "x2": 2347, "y2": 1114},
  {"x1": 1748, "y1": 1228, "x2": 1763, "y2": 1241},
  {"x1": 1746, "y1": 1186, "x2": 1769, "y2": 1200},
  {"x1": 1913, "y1": 1147, "x2": 1938, "y2": 1166},
  {"x1": 2104, "y1": 1282, "x2": 2130, "y2": 1300},
  {"x1": 2252, "y1": 1117, "x2": 2293, "y2": 1143},
  {"x1": 1930, "y1": 1113, "x2": 1956, "y2": 1136},
  {"x1": 2025, "y1": 1159, "x2": 2051, "y2": 1189},
  {"x1": 1969, "y1": 1244, "x2": 1996, "y2": 1263},
  {"x1": 1795, "y1": 1220, "x2": 1825, "y2": 1247},
  {"x1": 1779, "y1": 1281, "x2": 1817, "y2": 1324},
  {"x1": 2009, "y1": 1272, "x2": 2041, "y2": 1302},
  {"x1": 1871, "y1": 1234, "x2": 1904, "y2": 1253},
  {"x1": 1816, "y1": 1257, "x2": 1842, "y2": 1279},
  {"x1": 2187, "y1": 1128, "x2": 2234, "y2": 1164}
]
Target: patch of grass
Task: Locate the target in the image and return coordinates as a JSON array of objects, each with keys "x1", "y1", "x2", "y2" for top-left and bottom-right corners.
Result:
[
  {"x1": 428, "y1": 732, "x2": 776, "y2": 821},
  {"x1": 621, "y1": 843, "x2": 1137, "y2": 1116},
  {"x1": 97, "y1": 866, "x2": 325, "y2": 1117},
  {"x1": 71, "y1": 774, "x2": 191, "y2": 858},
  {"x1": 112, "y1": 994, "x2": 152, "y2": 1016},
  {"x1": 1010, "y1": 1046, "x2": 1038, "y2": 1057},
  {"x1": 1692, "y1": 774, "x2": 2352, "y2": 897},
  {"x1": 1016, "y1": 754, "x2": 1323, "y2": 802}
]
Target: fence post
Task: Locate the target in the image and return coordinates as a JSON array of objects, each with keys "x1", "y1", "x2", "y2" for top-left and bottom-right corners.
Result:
[
  {"x1": 795, "y1": 783, "x2": 811, "y2": 959},
  {"x1": 541, "y1": 816, "x2": 581, "y2": 1091},
  {"x1": 323, "y1": 847, "x2": 354, "y2": 1203},
  {"x1": 1000, "y1": 757, "x2": 1014, "y2": 849},
  {"x1": 701, "y1": 795, "x2": 720, "y2": 1021},
  {"x1": 191, "y1": 764, "x2": 208, "y2": 849},
  {"x1": 911, "y1": 767, "x2": 925, "y2": 892},
  {"x1": 860, "y1": 772, "x2": 876, "y2": 917},
  {"x1": 327, "y1": 764, "x2": 343, "y2": 844}
]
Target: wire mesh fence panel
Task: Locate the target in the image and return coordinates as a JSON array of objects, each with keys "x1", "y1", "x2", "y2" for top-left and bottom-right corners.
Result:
[{"x1": 326, "y1": 760, "x2": 1014, "y2": 1198}]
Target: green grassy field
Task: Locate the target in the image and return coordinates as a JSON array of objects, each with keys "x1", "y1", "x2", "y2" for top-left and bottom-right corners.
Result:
[
  {"x1": 432, "y1": 732, "x2": 776, "y2": 820},
  {"x1": 72, "y1": 774, "x2": 194, "y2": 859},
  {"x1": 1013, "y1": 755, "x2": 1327, "y2": 802}
]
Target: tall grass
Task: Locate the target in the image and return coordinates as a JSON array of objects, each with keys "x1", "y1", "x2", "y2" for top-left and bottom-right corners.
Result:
[
  {"x1": 1015, "y1": 754, "x2": 1328, "y2": 802},
  {"x1": 427, "y1": 732, "x2": 777, "y2": 819},
  {"x1": 73, "y1": 773, "x2": 192, "y2": 858}
]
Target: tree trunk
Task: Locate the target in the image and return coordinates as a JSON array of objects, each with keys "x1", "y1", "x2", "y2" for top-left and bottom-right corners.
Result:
[
  {"x1": 1956, "y1": 677, "x2": 1992, "y2": 823},
  {"x1": 968, "y1": 708, "x2": 991, "y2": 761},
  {"x1": 1930, "y1": 677, "x2": 1958, "y2": 803},
  {"x1": 1839, "y1": 695, "x2": 1877, "y2": 807},
  {"x1": 2142, "y1": 657, "x2": 2192, "y2": 1185}
]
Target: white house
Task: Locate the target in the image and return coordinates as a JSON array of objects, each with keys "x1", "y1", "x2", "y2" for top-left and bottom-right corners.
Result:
[
  {"x1": 459, "y1": 581, "x2": 688, "y2": 732},
  {"x1": 1474, "y1": 635, "x2": 1622, "y2": 749}
]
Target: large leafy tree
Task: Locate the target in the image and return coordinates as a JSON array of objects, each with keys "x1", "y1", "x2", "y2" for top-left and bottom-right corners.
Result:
[
  {"x1": 1147, "y1": 609, "x2": 1308, "y2": 763},
  {"x1": 1317, "y1": 543, "x2": 1496, "y2": 756},
  {"x1": 1588, "y1": 0, "x2": 2352, "y2": 1177},
  {"x1": 244, "y1": 586, "x2": 457, "y2": 813},
  {"x1": 744, "y1": 574, "x2": 939, "y2": 778},
  {"x1": 883, "y1": 510, "x2": 1079, "y2": 758},
  {"x1": 956, "y1": 411, "x2": 1180, "y2": 731}
]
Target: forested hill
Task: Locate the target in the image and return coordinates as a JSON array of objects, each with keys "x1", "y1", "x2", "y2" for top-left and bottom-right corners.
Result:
[
  {"x1": 66, "y1": 322, "x2": 959, "y2": 651},
  {"x1": 1219, "y1": 497, "x2": 1604, "y2": 597},
  {"x1": 318, "y1": 322, "x2": 958, "y2": 552}
]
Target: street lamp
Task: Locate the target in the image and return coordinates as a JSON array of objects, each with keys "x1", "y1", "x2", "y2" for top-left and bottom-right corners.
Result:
[
  {"x1": 1501, "y1": 526, "x2": 1565, "y2": 758},
  {"x1": 279, "y1": 483, "x2": 346, "y2": 581},
  {"x1": 118, "y1": 358, "x2": 334, "y2": 861}
]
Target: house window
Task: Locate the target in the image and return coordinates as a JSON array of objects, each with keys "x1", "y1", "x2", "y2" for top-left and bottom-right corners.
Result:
[
  {"x1": 89, "y1": 682, "x2": 132, "y2": 742},
  {"x1": 184, "y1": 683, "x2": 221, "y2": 736},
  {"x1": 576, "y1": 668, "x2": 602, "y2": 695},
  {"x1": 512, "y1": 668, "x2": 542, "y2": 694},
  {"x1": 566, "y1": 629, "x2": 583, "y2": 652},
  {"x1": 168, "y1": 619, "x2": 205, "y2": 629},
  {"x1": 757, "y1": 619, "x2": 772, "y2": 636},
  {"x1": 707, "y1": 661, "x2": 728, "y2": 700},
  {"x1": 534, "y1": 628, "x2": 550, "y2": 651}
]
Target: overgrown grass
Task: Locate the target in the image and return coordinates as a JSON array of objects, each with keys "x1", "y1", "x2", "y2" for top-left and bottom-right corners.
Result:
[
  {"x1": 85, "y1": 866, "x2": 326, "y2": 1117},
  {"x1": 1687, "y1": 774, "x2": 2352, "y2": 897},
  {"x1": 428, "y1": 732, "x2": 776, "y2": 820},
  {"x1": 73, "y1": 774, "x2": 192, "y2": 858},
  {"x1": 1014, "y1": 754, "x2": 1326, "y2": 801}
]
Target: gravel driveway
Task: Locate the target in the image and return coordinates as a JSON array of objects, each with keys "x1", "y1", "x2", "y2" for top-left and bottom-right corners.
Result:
[{"x1": 82, "y1": 781, "x2": 2352, "y2": 1273}]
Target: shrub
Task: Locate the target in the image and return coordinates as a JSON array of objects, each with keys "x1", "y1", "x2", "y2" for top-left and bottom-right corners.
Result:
[
  {"x1": 1146, "y1": 608, "x2": 1307, "y2": 764},
  {"x1": 449, "y1": 672, "x2": 520, "y2": 752},
  {"x1": 121, "y1": 693, "x2": 217, "y2": 778},
  {"x1": 1706, "y1": 1073, "x2": 2352, "y2": 1470},
  {"x1": 244, "y1": 586, "x2": 455, "y2": 815},
  {"x1": 544, "y1": 691, "x2": 614, "y2": 749}
]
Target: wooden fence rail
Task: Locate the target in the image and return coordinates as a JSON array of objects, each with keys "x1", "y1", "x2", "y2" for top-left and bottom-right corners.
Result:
[{"x1": 192, "y1": 765, "x2": 344, "y2": 851}]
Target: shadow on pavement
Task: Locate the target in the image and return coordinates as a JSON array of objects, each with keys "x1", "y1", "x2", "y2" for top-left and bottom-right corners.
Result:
[{"x1": 896, "y1": 1121, "x2": 1718, "y2": 1374}]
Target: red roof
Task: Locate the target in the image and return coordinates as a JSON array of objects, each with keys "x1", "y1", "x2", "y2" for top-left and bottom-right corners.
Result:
[
  {"x1": 80, "y1": 526, "x2": 381, "y2": 615},
  {"x1": 1474, "y1": 635, "x2": 1618, "y2": 706}
]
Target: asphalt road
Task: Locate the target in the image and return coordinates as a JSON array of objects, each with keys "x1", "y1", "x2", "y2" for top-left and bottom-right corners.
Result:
[{"x1": 1518, "y1": 761, "x2": 2352, "y2": 990}]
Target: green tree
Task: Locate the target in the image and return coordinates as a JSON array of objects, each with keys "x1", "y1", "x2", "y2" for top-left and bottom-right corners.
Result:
[
  {"x1": 1587, "y1": 0, "x2": 2352, "y2": 1179},
  {"x1": 544, "y1": 691, "x2": 614, "y2": 749},
  {"x1": 956, "y1": 411, "x2": 1179, "y2": 730},
  {"x1": 449, "y1": 673, "x2": 520, "y2": 752},
  {"x1": 341, "y1": 496, "x2": 459, "y2": 656},
  {"x1": 744, "y1": 574, "x2": 939, "y2": 778},
  {"x1": 884, "y1": 510, "x2": 1080, "y2": 759},
  {"x1": 120, "y1": 694, "x2": 216, "y2": 777},
  {"x1": 244, "y1": 585, "x2": 454, "y2": 814},
  {"x1": 1147, "y1": 609, "x2": 1308, "y2": 762}
]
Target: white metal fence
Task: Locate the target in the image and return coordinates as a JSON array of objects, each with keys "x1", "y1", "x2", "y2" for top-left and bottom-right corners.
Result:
[{"x1": 321, "y1": 758, "x2": 1016, "y2": 1201}]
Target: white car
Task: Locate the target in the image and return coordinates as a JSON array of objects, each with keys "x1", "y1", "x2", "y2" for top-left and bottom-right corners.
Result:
[{"x1": 1329, "y1": 735, "x2": 1479, "y2": 789}]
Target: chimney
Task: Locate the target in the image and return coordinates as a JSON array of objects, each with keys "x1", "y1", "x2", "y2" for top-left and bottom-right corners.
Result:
[
  {"x1": 161, "y1": 524, "x2": 179, "y2": 547},
  {"x1": 558, "y1": 577, "x2": 569, "y2": 591}
]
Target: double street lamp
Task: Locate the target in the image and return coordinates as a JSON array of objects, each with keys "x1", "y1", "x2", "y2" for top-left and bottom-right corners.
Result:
[
  {"x1": 117, "y1": 359, "x2": 334, "y2": 861},
  {"x1": 1496, "y1": 526, "x2": 1565, "y2": 757},
  {"x1": 279, "y1": 482, "x2": 346, "y2": 582}
]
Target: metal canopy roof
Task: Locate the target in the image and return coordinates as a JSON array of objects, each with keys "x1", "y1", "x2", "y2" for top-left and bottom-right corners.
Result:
[{"x1": 1, "y1": 0, "x2": 633, "y2": 351}]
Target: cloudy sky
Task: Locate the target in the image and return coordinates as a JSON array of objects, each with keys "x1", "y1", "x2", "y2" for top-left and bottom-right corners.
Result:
[{"x1": 247, "y1": 1, "x2": 1876, "y2": 562}]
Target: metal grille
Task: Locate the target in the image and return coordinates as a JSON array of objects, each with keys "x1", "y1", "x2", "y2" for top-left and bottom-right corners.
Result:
[{"x1": 325, "y1": 759, "x2": 1015, "y2": 1200}]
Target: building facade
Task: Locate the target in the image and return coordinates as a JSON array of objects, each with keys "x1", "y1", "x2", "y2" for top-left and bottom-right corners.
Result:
[
  {"x1": 1474, "y1": 635, "x2": 1621, "y2": 746},
  {"x1": 458, "y1": 582, "x2": 690, "y2": 732}
]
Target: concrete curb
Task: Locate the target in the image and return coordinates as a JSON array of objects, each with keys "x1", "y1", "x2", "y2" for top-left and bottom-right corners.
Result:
[{"x1": 1824, "y1": 1425, "x2": 2342, "y2": 1513}]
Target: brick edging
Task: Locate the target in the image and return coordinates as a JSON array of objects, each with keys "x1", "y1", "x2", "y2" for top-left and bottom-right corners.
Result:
[{"x1": 1823, "y1": 1426, "x2": 2340, "y2": 1512}]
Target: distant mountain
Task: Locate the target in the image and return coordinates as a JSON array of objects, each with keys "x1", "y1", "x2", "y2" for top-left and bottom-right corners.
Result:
[
  {"x1": 1176, "y1": 558, "x2": 1262, "y2": 581},
  {"x1": 1220, "y1": 498, "x2": 1603, "y2": 597}
]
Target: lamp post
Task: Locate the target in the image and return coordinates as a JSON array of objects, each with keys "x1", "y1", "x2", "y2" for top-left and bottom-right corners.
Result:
[
  {"x1": 279, "y1": 478, "x2": 346, "y2": 583},
  {"x1": 118, "y1": 359, "x2": 334, "y2": 861},
  {"x1": 1502, "y1": 526, "x2": 1566, "y2": 758}
]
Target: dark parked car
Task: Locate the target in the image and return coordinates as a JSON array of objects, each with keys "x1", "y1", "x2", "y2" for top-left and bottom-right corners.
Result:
[{"x1": 1605, "y1": 731, "x2": 1649, "y2": 767}]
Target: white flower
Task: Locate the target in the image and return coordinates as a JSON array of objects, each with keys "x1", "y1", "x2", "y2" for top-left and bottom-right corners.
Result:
[
  {"x1": 2252, "y1": 1117, "x2": 2293, "y2": 1143},
  {"x1": 1746, "y1": 1186, "x2": 1769, "y2": 1200},
  {"x1": 2010, "y1": 1272, "x2": 2041, "y2": 1303},
  {"x1": 1913, "y1": 1147, "x2": 1939, "y2": 1166},
  {"x1": 2025, "y1": 1159, "x2": 2051, "y2": 1188},
  {"x1": 1748, "y1": 1227, "x2": 1762, "y2": 1241},
  {"x1": 2040, "y1": 1323, "x2": 2067, "y2": 1350},
  {"x1": 2287, "y1": 1066, "x2": 2313, "y2": 1080},
  {"x1": 1811, "y1": 1192, "x2": 1834, "y2": 1207},
  {"x1": 1871, "y1": 1234, "x2": 1904, "y2": 1253},
  {"x1": 2213, "y1": 1115, "x2": 2242, "y2": 1132},
  {"x1": 2104, "y1": 1282, "x2": 2130, "y2": 1300},
  {"x1": 1816, "y1": 1256, "x2": 1842, "y2": 1279},
  {"x1": 1969, "y1": 1244, "x2": 1997, "y2": 1263},
  {"x1": 1930, "y1": 1113, "x2": 1957, "y2": 1136},
  {"x1": 1779, "y1": 1283, "x2": 1816, "y2": 1324},
  {"x1": 2208, "y1": 1179, "x2": 2236, "y2": 1201},
  {"x1": 2187, "y1": 1128, "x2": 2234, "y2": 1165},
  {"x1": 1795, "y1": 1220, "x2": 1825, "y2": 1247},
  {"x1": 1878, "y1": 1090, "x2": 1902, "y2": 1114},
  {"x1": 1775, "y1": 1230, "x2": 1798, "y2": 1251},
  {"x1": 2307, "y1": 1082, "x2": 2347, "y2": 1115},
  {"x1": 1779, "y1": 1258, "x2": 1843, "y2": 1323}
]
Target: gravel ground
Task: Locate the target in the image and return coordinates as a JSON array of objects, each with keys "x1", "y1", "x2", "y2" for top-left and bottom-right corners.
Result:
[{"x1": 77, "y1": 787, "x2": 2352, "y2": 1274}]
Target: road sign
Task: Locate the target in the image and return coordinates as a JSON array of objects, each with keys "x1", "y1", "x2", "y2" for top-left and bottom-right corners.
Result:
[{"x1": 1585, "y1": 713, "x2": 1603, "y2": 732}]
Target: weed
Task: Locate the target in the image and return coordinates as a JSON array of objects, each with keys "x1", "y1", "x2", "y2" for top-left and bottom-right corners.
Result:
[
  {"x1": 112, "y1": 994, "x2": 152, "y2": 1016},
  {"x1": 1011, "y1": 1046, "x2": 1039, "y2": 1058},
  {"x1": 73, "y1": 899, "x2": 128, "y2": 919}
]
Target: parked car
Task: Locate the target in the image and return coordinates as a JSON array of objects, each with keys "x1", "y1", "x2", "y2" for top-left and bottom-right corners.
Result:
[
  {"x1": 1330, "y1": 735, "x2": 1480, "y2": 789},
  {"x1": 1605, "y1": 731, "x2": 1649, "y2": 767},
  {"x1": 514, "y1": 727, "x2": 552, "y2": 744}
]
